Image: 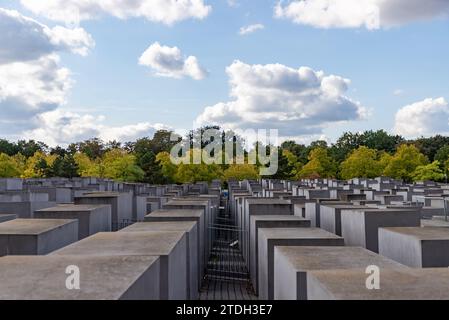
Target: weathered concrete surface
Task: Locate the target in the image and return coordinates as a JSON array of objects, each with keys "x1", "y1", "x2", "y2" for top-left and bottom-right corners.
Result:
[
  {"x1": 144, "y1": 209, "x2": 205, "y2": 280},
  {"x1": 0, "y1": 214, "x2": 16, "y2": 223},
  {"x1": 421, "y1": 217, "x2": 449, "y2": 228},
  {"x1": 249, "y1": 215, "x2": 311, "y2": 295},
  {"x1": 34, "y1": 204, "x2": 111, "y2": 239},
  {"x1": 52, "y1": 231, "x2": 187, "y2": 300},
  {"x1": 274, "y1": 246, "x2": 407, "y2": 300},
  {"x1": 320, "y1": 205, "x2": 371, "y2": 236},
  {"x1": 0, "y1": 219, "x2": 78, "y2": 256},
  {"x1": 340, "y1": 209, "x2": 421, "y2": 252},
  {"x1": 0, "y1": 255, "x2": 160, "y2": 300},
  {"x1": 0, "y1": 201, "x2": 57, "y2": 218},
  {"x1": 379, "y1": 227, "x2": 449, "y2": 267},
  {"x1": 258, "y1": 227, "x2": 344, "y2": 300},
  {"x1": 307, "y1": 268, "x2": 449, "y2": 300},
  {"x1": 74, "y1": 192, "x2": 132, "y2": 228},
  {"x1": 119, "y1": 221, "x2": 199, "y2": 299}
]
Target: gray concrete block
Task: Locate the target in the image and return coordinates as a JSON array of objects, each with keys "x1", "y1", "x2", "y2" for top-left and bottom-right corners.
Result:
[
  {"x1": 0, "y1": 219, "x2": 78, "y2": 256},
  {"x1": 249, "y1": 215, "x2": 311, "y2": 295},
  {"x1": 379, "y1": 227, "x2": 449, "y2": 267},
  {"x1": 74, "y1": 192, "x2": 132, "y2": 229},
  {"x1": 120, "y1": 221, "x2": 199, "y2": 300},
  {"x1": 0, "y1": 201, "x2": 56, "y2": 218},
  {"x1": 0, "y1": 214, "x2": 16, "y2": 223},
  {"x1": 0, "y1": 255, "x2": 160, "y2": 300},
  {"x1": 258, "y1": 227, "x2": 344, "y2": 300},
  {"x1": 341, "y1": 209, "x2": 421, "y2": 252},
  {"x1": 274, "y1": 246, "x2": 406, "y2": 300},
  {"x1": 307, "y1": 268, "x2": 449, "y2": 300},
  {"x1": 52, "y1": 231, "x2": 187, "y2": 300},
  {"x1": 145, "y1": 209, "x2": 206, "y2": 280},
  {"x1": 320, "y1": 205, "x2": 374, "y2": 236},
  {"x1": 34, "y1": 204, "x2": 111, "y2": 239}
]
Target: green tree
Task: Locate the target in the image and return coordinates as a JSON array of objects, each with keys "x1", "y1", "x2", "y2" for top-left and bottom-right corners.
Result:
[
  {"x1": 383, "y1": 144, "x2": 428, "y2": 182},
  {"x1": 340, "y1": 146, "x2": 383, "y2": 179},
  {"x1": 101, "y1": 149, "x2": 144, "y2": 182},
  {"x1": 156, "y1": 152, "x2": 178, "y2": 183},
  {"x1": 414, "y1": 135, "x2": 449, "y2": 162},
  {"x1": 412, "y1": 161, "x2": 445, "y2": 182},
  {"x1": 298, "y1": 147, "x2": 337, "y2": 179},
  {"x1": 137, "y1": 150, "x2": 165, "y2": 184},
  {"x1": 223, "y1": 164, "x2": 259, "y2": 181},
  {"x1": 0, "y1": 153, "x2": 22, "y2": 177}
]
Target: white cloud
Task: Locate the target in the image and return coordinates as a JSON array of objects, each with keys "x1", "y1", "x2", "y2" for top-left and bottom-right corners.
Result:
[
  {"x1": 393, "y1": 89, "x2": 404, "y2": 96},
  {"x1": 139, "y1": 42, "x2": 207, "y2": 80},
  {"x1": 0, "y1": 8, "x2": 94, "y2": 140},
  {"x1": 20, "y1": 0, "x2": 211, "y2": 25},
  {"x1": 22, "y1": 109, "x2": 171, "y2": 146},
  {"x1": 239, "y1": 24, "x2": 265, "y2": 35},
  {"x1": 0, "y1": 8, "x2": 94, "y2": 64},
  {"x1": 274, "y1": 0, "x2": 449, "y2": 30},
  {"x1": 393, "y1": 97, "x2": 449, "y2": 138},
  {"x1": 227, "y1": 0, "x2": 240, "y2": 8},
  {"x1": 195, "y1": 60, "x2": 367, "y2": 139}
]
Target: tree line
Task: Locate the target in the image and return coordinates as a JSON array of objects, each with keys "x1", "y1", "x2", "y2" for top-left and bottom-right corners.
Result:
[{"x1": 0, "y1": 129, "x2": 449, "y2": 183}]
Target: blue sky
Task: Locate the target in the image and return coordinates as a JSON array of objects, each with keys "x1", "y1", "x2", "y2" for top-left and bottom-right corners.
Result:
[{"x1": 0, "y1": 0, "x2": 448, "y2": 146}]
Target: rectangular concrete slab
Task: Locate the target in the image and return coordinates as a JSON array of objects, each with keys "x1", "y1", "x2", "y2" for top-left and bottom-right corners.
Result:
[
  {"x1": 320, "y1": 205, "x2": 373, "y2": 236},
  {"x1": 307, "y1": 268, "x2": 449, "y2": 300},
  {"x1": 379, "y1": 227, "x2": 449, "y2": 267},
  {"x1": 51, "y1": 231, "x2": 187, "y2": 300},
  {"x1": 0, "y1": 255, "x2": 160, "y2": 300},
  {"x1": 144, "y1": 209, "x2": 206, "y2": 280},
  {"x1": 258, "y1": 227, "x2": 344, "y2": 300},
  {"x1": 0, "y1": 219, "x2": 78, "y2": 256},
  {"x1": 0, "y1": 214, "x2": 16, "y2": 223},
  {"x1": 34, "y1": 204, "x2": 111, "y2": 239},
  {"x1": 341, "y1": 209, "x2": 421, "y2": 252},
  {"x1": 249, "y1": 215, "x2": 311, "y2": 295},
  {"x1": 274, "y1": 246, "x2": 407, "y2": 300},
  {"x1": 119, "y1": 221, "x2": 199, "y2": 299}
]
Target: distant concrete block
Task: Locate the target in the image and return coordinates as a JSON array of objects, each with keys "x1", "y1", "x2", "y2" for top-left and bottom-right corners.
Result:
[
  {"x1": 0, "y1": 219, "x2": 78, "y2": 256},
  {"x1": 0, "y1": 178, "x2": 22, "y2": 191},
  {"x1": 74, "y1": 192, "x2": 132, "y2": 229},
  {"x1": 274, "y1": 246, "x2": 407, "y2": 300},
  {"x1": 145, "y1": 209, "x2": 206, "y2": 280},
  {"x1": 0, "y1": 201, "x2": 56, "y2": 218},
  {"x1": 34, "y1": 204, "x2": 111, "y2": 240},
  {"x1": 320, "y1": 205, "x2": 373, "y2": 236},
  {"x1": 379, "y1": 227, "x2": 449, "y2": 267},
  {"x1": 258, "y1": 227, "x2": 344, "y2": 300},
  {"x1": 307, "y1": 268, "x2": 449, "y2": 300},
  {"x1": 249, "y1": 215, "x2": 311, "y2": 295},
  {"x1": 0, "y1": 255, "x2": 160, "y2": 300},
  {"x1": 52, "y1": 231, "x2": 187, "y2": 300},
  {"x1": 341, "y1": 209, "x2": 421, "y2": 252},
  {"x1": 0, "y1": 214, "x2": 16, "y2": 223},
  {"x1": 120, "y1": 221, "x2": 199, "y2": 300}
]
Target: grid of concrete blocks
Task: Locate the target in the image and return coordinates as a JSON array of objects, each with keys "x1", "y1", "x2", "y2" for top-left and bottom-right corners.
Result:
[{"x1": 0, "y1": 176, "x2": 449, "y2": 300}]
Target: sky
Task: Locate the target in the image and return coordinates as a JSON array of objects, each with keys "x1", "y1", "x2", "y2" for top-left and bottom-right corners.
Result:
[{"x1": 0, "y1": 0, "x2": 448, "y2": 147}]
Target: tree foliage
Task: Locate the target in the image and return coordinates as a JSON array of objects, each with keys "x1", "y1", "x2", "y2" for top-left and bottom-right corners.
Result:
[
  {"x1": 383, "y1": 144, "x2": 428, "y2": 182},
  {"x1": 340, "y1": 146, "x2": 383, "y2": 179}
]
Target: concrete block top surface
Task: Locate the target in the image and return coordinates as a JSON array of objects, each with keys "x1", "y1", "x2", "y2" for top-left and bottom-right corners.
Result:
[
  {"x1": 119, "y1": 221, "x2": 196, "y2": 233},
  {"x1": 421, "y1": 219, "x2": 449, "y2": 228},
  {"x1": 321, "y1": 204, "x2": 368, "y2": 209},
  {"x1": 35, "y1": 204, "x2": 111, "y2": 212},
  {"x1": 259, "y1": 228, "x2": 343, "y2": 240},
  {"x1": 307, "y1": 268, "x2": 449, "y2": 300},
  {"x1": 146, "y1": 209, "x2": 203, "y2": 218},
  {"x1": 380, "y1": 227, "x2": 449, "y2": 240},
  {"x1": 165, "y1": 200, "x2": 209, "y2": 206},
  {"x1": 251, "y1": 215, "x2": 309, "y2": 222},
  {"x1": 52, "y1": 231, "x2": 185, "y2": 256},
  {"x1": 0, "y1": 218, "x2": 77, "y2": 235},
  {"x1": 246, "y1": 199, "x2": 291, "y2": 205},
  {"x1": 76, "y1": 192, "x2": 120, "y2": 198},
  {"x1": 276, "y1": 246, "x2": 405, "y2": 270},
  {"x1": 0, "y1": 255, "x2": 159, "y2": 300}
]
